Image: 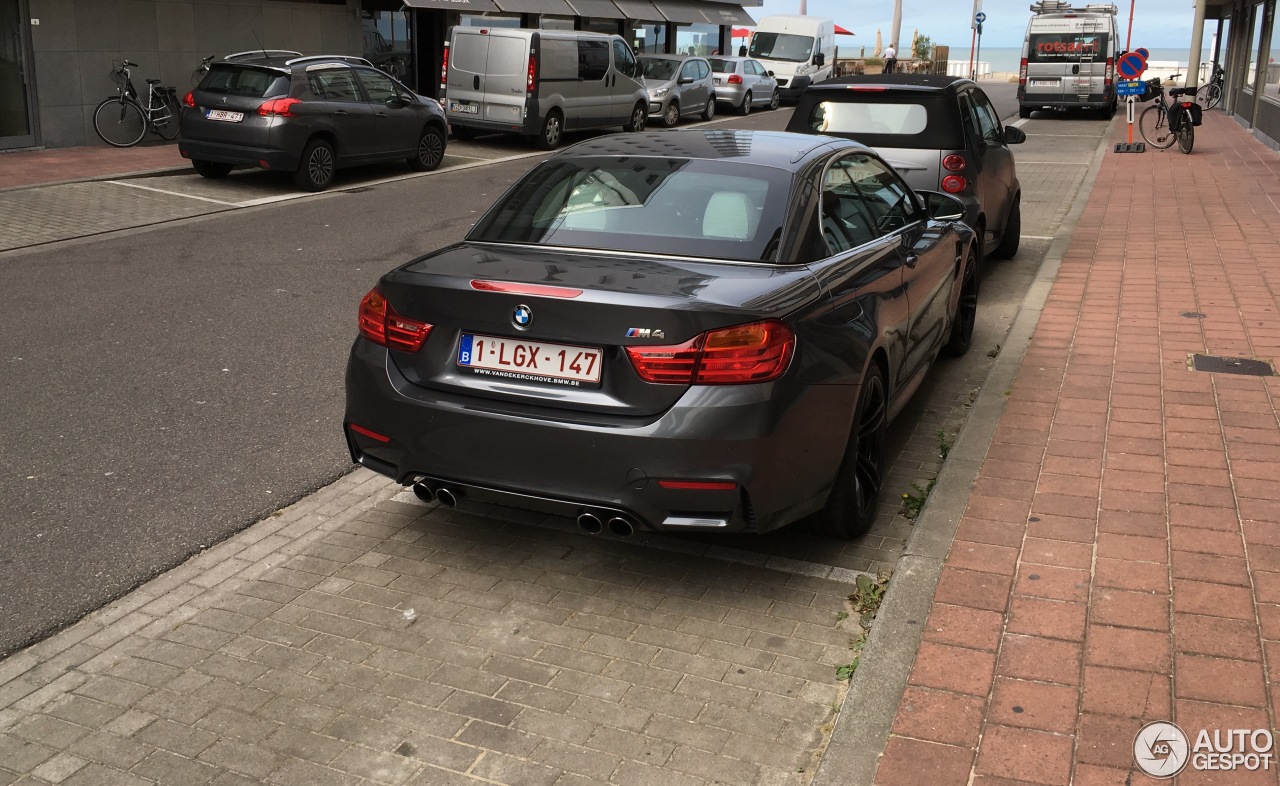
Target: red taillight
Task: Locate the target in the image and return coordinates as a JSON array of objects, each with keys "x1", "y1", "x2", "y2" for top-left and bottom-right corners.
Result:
[
  {"x1": 626, "y1": 320, "x2": 795, "y2": 385},
  {"x1": 658, "y1": 480, "x2": 738, "y2": 490},
  {"x1": 258, "y1": 97, "x2": 300, "y2": 117},
  {"x1": 470, "y1": 280, "x2": 583, "y2": 298},
  {"x1": 1019, "y1": 57, "x2": 1028, "y2": 85},
  {"x1": 1105, "y1": 57, "x2": 1114, "y2": 86},
  {"x1": 441, "y1": 44, "x2": 449, "y2": 88},
  {"x1": 941, "y1": 175, "x2": 967, "y2": 194},
  {"x1": 183, "y1": 91, "x2": 195, "y2": 108},
  {"x1": 527, "y1": 55, "x2": 537, "y2": 93},
  {"x1": 349, "y1": 423, "x2": 391, "y2": 443},
  {"x1": 942, "y1": 154, "x2": 966, "y2": 172},
  {"x1": 727, "y1": 74, "x2": 743, "y2": 84},
  {"x1": 358, "y1": 288, "x2": 432, "y2": 352}
]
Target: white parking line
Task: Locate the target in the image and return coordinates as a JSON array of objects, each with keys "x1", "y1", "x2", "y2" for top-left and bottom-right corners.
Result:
[{"x1": 106, "y1": 180, "x2": 239, "y2": 206}]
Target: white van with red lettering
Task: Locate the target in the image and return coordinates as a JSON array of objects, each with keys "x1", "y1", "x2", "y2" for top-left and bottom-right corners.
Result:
[{"x1": 1017, "y1": 1, "x2": 1118, "y2": 119}]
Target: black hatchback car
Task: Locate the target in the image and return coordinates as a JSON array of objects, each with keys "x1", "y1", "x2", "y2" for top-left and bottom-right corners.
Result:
[
  {"x1": 180, "y1": 51, "x2": 447, "y2": 191},
  {"x1": 788, "y1": 75, "x2": 1023, "y2": 260},
  {"x1": 344, "y1": 130, "x2": 979, "y2": 539}
]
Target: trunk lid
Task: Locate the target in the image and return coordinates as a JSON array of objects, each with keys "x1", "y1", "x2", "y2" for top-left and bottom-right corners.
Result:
[{"x1": 376, "y1": 242, "x2": 821, "y2": 417}]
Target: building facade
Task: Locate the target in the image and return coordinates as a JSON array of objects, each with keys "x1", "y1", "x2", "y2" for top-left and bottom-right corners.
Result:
[
  {"x1": 0, "y1": 0, "x2": 758, "y2": 151},
  {"x1": 1204, "y1": 0, "x2": 1278, "y2": 148}
]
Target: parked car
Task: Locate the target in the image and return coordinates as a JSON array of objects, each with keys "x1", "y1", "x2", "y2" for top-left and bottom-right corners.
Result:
[
  {"x1": 343, "y1": 130, "x2": 979, "y2": 539},
  {"x1": 787, "y1": 74, "x2": 1024, "y2": 259},
  {"x1": 444, "y1": 28, "x2": 647, "y2": 150},
  {"x1": 708, "y1": 56, "x2": 781, "y2": 114},
  {"x1": 638, "y1": 55, "x2": 717, "y2": 127},
  {"x1": 179, "y1": 51, "x2": 447, "y2": 191}
]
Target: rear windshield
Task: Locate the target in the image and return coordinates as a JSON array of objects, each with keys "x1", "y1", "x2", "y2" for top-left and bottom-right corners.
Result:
[
  {"x1": 787, "y1": 93, "x2": 962, "y2": 149},
  {"x1": 638, "y1": 58, "x2": 678, "y2": 80},
  {"x1": 469, "y1": 157, "x2": 792, "y2": 263},
  {"x1": 749, "y1": 32, "x2": 814, "y2": 63},
  {"x1": 708, "y1": 58, "x2": 737, "y2": 73},
  {"x1": 199, "y1": 64, "x2": 290, "y2": 98},
  {"x1": 1028, "y1": 33, "x2": 1109, "y2": 63}
]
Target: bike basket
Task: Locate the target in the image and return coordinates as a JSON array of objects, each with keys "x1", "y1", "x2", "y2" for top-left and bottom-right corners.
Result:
[
  {"x1": 111, "y1": 69, "x2": 128, "y2": 88},
  {"x1": 1137, "y1": 79, "x2": 1160, "y2": 102},
  {"x1": 1184, "y1": 102, "x2": 1202, "y2": 126}
]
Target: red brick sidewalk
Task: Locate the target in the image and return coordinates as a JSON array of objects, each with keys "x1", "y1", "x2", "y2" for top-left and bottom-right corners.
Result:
[
  {"x1": 0, "y1": 142, "x2": 184, "y2": 190},
  {"x1": 875, "y1": 112, "x2": 1280, "y2": 784}
]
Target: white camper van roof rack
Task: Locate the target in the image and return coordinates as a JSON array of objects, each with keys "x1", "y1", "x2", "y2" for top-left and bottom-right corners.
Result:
[{"x1": 1030, "y1": 1, "x2": 1117, "y2": 13}]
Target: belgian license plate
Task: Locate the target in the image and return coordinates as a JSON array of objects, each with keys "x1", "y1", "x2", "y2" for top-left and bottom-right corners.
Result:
[
  {"x1": 458, "y1": 333, "x2": 602, "y2": 386},
  {"x1": 450, "y1": 101, "x2": 479, "y2": 115},
  {"x1": 206, "y1": 109, "x2": 244, "y2": 122},
  {"x1": 713, "y1": 78, "x2": 722, "y2": 84},
  {"x1": 1030, "y1": 79, "x2": 1059, "y2": 87}
]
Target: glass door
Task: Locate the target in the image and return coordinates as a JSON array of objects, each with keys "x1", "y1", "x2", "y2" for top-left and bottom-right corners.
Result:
[{"x1": 0, "y1": 0, "x2": 37, "y2": 149}]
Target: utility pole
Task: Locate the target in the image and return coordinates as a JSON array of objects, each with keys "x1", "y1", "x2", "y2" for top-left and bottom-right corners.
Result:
[
  {"x1": 799, "y1": 0, "x2": 807, "y2": 14},
  {"x1": 890, "y1": 0, "x2": 903, "y2": 59},
  {"x1": 1186, "y1": 0, "x2": 1207, "y2": 87}
]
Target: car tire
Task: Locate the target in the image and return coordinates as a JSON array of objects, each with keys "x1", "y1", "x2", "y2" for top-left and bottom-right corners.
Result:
[
  {"x1": 409, "y1": 125, "x2": 446, "y2": 172},
  {"x1": 991, "y1": 197, "x2": 1021, "y2": 260},
  {"x1": 192, "y1": 159, "x2": 232, "y2": 179},
  {"x1": 1019, "y1": 105, "x2": 1032, "y2": 119},
  {"x1": 662, "y1": 102, "x2": 680, "y2": 128},
  {"x1": 739, "y1": 91, "x2": 752, "y2": 115},
  {"x1": 624, "y1": 102, "x2": 647, "y2": 132},
  {"x1": 534, "y1": 110, "x2": 564, "y2": 150},
  {"x1": 769, "y1": 90, "x2": 780, "y2": 110},
  {"x1": 944, "y1": 249, "x2": 980, "y2": 357},
  {"x1": 293, "y1": 137, "x2": 336, "y2": 192},
  {"x1": 701, "y1": 95, "x2": 716, "y2": 121},
  {"x1": 808, "y1": 362, "x2": 888, "y2": 539}
]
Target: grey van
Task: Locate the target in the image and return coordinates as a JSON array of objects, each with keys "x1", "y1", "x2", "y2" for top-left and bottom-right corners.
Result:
[{"x1": 444, "y1": 28, "x2": 648, "y2": 150}]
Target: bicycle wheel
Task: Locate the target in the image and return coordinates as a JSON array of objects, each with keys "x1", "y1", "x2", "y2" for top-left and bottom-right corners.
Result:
[
  {"x1": 152, "y1": 93, "x2": 182, "y2": 141},
  {"x1": 93, "y1": 97, "x2": 147, "y2": 147},
  {"x1": 1176, "y1": 112, "x2": 1194, "y2": 154},
  {"x1": 1196, "y1": 83, "x2": 1222, "y2": 110},
  {"x1": 1138, "y1": 104, "x2": 1175, "y2": 149}
]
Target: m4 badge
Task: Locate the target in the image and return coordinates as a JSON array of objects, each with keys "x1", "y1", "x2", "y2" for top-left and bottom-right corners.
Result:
[{"x1": 625, "y1": 328, "x2": 665, "y2": 339}]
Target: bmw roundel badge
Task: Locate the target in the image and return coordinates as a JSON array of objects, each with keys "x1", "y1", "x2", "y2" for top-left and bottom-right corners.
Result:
[{"x1": 512, "y1": 304, "x2": 533, "y2": 329}]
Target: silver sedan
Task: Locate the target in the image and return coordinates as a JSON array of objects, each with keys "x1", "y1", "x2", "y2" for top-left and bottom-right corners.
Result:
[{"x1": 708, "y1": 56, "x2": 780, "y2": 115}]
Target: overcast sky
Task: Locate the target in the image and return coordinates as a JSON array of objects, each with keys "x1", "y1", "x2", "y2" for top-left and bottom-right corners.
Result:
[{"x1": 748, "y1": 1, "x2": 1203, "y2": 49}]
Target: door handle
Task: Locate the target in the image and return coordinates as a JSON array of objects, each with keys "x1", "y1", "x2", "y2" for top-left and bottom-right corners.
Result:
[
  {"x1": 376, "y1": 112, "x2": 387, "y2": 117},
  {"x1": 473, "y1": 75, "x2": 480, "y2": 90},
  {"x1": 335, "y1": 109, "x2": 348, "y2": 115}
]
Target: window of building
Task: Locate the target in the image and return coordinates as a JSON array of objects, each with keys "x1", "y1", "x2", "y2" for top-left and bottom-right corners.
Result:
[
  {"x1": 540, "y1": 16, "x2": 575, "y2": 29},
  {"x1": 1247, "y1": 2, "x2": 1265, "y2": 90},
  {"x1": 583, "y1": 19, "x2": 622, "y2": 35},
  {"x1": 361, "y1": 10, "x2": 413, "y2": 86},
  {"x1": 634, "y1": 24, "x2": 668, "y2": 54},
  {"x1": 459, "y1": 14, "x2": 522, "y2": 28},
  {"x1": 675, "y1": 22, "x2": 719, "y2": 57},
  {"x1": 1267, "y1": 3, "x2": 1280, "y2": 98}
]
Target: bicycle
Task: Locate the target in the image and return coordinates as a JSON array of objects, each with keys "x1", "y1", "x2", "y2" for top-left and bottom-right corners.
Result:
[
  {"x1": 1138, "y1": 74, "x2": 1198, "y2": 154},
  {"x1": 191, "y1": 55, "x2": 215, "y2": 88},
  {"x1": 92, "y1": 60, "x2": 182, "y2": 148},
  {"x1": 1196, "y1": 64, "x2": 1224, "y2": 110}
]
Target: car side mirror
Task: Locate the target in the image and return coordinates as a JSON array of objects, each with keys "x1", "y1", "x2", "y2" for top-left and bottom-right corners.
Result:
[
  {"x1": 1004, "y1": 126, "x2": 1026, "y2": 144},
  {"x1": 814, "y1": 53, "x2": 825, "y2": 67},
  {"x1": 918, "y1": 190, "x2": 966, "y2": 222},
  {"x1": 388, "y1": 96, "x2": 409, "y2": 108},
  {"x1": 679, "y1": 76, "x2": 694, "y2": 85},
  {"x1": 767, "y1": 70, "x2": 775, "y2": 77}
]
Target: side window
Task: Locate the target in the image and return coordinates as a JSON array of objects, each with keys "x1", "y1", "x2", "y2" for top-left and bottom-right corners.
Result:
[
  {"x1": 680, "y1": 60, "x2": 698, "y2": 81},
  {"x1": 747, "y1": 61, "x2": 763, "y2": 76},
  {"x1": 817, "y1": 153, "x2": 921, "y2": 256},
  {"x1": 972, "y1": 93, "x2": 1003, "y2": 145},
  {"x1": 355, "y1": 69, "x2": 400, "y2": 104},
  {"x1": 697, "y1": 60, "x2": 710, "y2": 79},
  {"x1": 612, "y1": 39, "x2": 636, "y2": 78},
  {"x1": 578, "y1": 39, "x2": 610, "y2": 81},
  {"x1": 306, "y1": 67, "x2": 361, "y2": 102}
]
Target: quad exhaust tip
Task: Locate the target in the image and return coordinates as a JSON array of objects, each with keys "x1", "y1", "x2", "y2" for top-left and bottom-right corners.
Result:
[
  {"x1": 411, "y1": 482, "x2": 434, "y2": 504},
  {"x1": 434, "y1": 487, "x2": 460, "y2": 509},
  {"x1": 577, "y1": 513, "x2": 603, "y2": 534},
  {"x1": 607, "y1": 517, "x2": 635, "y2": 538}
]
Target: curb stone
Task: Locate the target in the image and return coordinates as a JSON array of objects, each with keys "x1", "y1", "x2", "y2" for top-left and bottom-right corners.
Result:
[{"x1": 811, "y1": 115, "x2": 1119, "y2": 786}]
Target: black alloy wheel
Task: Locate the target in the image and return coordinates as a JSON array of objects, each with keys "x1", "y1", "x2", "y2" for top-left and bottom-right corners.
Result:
[
  {"x1": 944, "y1": 250, "x2": 980, "y2": 357},
  {"x1": 410, "y1": 126, "x2": 446, "y2": 171},
  {"x1": 294, "y1": 138, "x2": 335, "y2": 192},
  {"x1": 809, "y1": 363, "x2": 888, "y2": 538}
]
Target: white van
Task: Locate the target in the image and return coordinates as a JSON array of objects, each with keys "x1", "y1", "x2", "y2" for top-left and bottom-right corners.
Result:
[
  {"x1": 746, "y1": 15, "x2": 836, "y2": 102},
  {"x1": 1017, "y1": 1, "x2": 1119, "y2": 118},
  {"x1": 443, "y1": 28, "x2": 647, "y2": 150}
]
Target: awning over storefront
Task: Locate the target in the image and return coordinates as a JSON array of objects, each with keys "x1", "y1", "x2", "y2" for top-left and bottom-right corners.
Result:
[
  {"x1": 699, "y1": 3, "x2": 755, "y2": 25},
  {"x1": 401, "y1": 0, "x2": 501, "y2": 11},
  {"x1": 612, "y1": 0, "x2": 664, "y2": 20},
  {"x1": 565, "y1": 0, "x2": 626, "y2": 17},
  {"x1": 493, "y1": 0, "x2": 575, "y2": 13},
  {"x1": 652, "y1": 0, "x2": 709, "y2": 23}
]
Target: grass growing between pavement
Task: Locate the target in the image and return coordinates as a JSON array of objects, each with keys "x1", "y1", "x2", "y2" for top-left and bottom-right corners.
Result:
[
  {"x1": 898, "y1": 429, "x2": 953, "y2": 520},
  {"x1": 835, "y1": 571, "x2": 891, "y2": 681}
]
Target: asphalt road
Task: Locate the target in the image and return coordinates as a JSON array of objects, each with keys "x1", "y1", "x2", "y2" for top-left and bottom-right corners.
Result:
[{"x1": 0, "y1": 81, "x2": 1048, "y2": 656}]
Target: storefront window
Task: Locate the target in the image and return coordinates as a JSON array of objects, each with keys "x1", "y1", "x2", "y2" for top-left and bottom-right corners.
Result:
[
  {"x1": 1247, "y1": 2, "x2": 1264, "y2": 90},
  {"x1": 362, "y1": 10, "x2": 414, "y2": 86},
  {"x1": 675, "y1": 22, "x2": 720, "y2": 57},
  {"x1": 633, "y1": 24, "x2": 668, "y2": 54},
  {"x1": 1267, "y1": 3, "x2": 1279, "y2": 96},
  {"x1": 459, "y1": 14, "x2": 522, "y2": 28},
  {"x1": 540, "y1": 16, "x2": 575, "y2": 29}
]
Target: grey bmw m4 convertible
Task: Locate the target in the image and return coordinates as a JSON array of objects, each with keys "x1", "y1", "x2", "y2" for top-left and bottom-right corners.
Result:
[{"x1": 344, "y1": 130, "x2": 978, "y2": 539}]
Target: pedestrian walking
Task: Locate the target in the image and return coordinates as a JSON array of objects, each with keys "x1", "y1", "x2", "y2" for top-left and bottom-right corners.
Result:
[{"x1": 883, "y1": 43, "x2": 898, "y2": 74}]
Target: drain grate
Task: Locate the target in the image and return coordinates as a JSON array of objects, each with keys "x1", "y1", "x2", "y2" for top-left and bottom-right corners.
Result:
[{"x1": 1189, "y1": 354, "x2": 1276, "y2": 376}]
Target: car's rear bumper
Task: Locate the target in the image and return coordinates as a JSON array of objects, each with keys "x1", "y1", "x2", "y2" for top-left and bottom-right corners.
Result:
[
  {"x1": 178, "y1": 138, "x2": 297, "y2": 171},
  {"x1": 714, "y1": 84, "x2": 748, "y2": 106},
  {"x1": 343, "y1": 339, "x2": 851, "y2": 534},
  {"x1": 1017, "y1": 88, "x2": 1115, "y2": 109}
]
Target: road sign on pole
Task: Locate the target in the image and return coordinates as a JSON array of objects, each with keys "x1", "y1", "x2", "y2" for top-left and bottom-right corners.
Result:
[
  {"x1": 975, "y1": 11, "x2": 987, "y2": 24},
  {"x1": 971, "y1": 0, "x2": 983, "y2": 29}
]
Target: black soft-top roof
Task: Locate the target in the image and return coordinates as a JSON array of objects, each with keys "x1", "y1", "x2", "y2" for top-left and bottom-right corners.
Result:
[
  {"x1": 809, "y1": 74, "x2": 976, "y2": 93},
  {"x1": 555, "y1": 130, "x2": 866, "y2": 170}
]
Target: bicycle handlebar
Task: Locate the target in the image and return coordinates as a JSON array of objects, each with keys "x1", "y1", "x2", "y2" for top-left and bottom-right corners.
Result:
[{"x1": 122, "y1": 60, "x2": 138, "y2": 68}]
